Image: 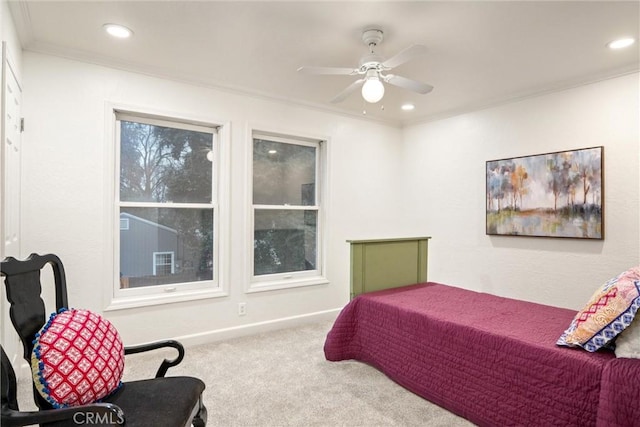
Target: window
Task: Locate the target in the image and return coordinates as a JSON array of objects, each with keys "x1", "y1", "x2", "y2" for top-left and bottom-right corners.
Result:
[
  {"x1": 251, "y1": 132, "x2": 326, "y2": 290},
  {"x1": 115, "y1": 112, "x2": 220, "y2": 299},
  {"x1": 153, "y1": 252, "x2": 175, "y2": 275}
]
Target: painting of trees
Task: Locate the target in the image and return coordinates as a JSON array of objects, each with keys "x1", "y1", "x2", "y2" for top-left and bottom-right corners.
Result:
[
  {"x1": 486, "y1": 160, "x2": 531, "y2": 213},
  {"x1": 486, "y1": 147, "x2": 603, "y2": 239}
]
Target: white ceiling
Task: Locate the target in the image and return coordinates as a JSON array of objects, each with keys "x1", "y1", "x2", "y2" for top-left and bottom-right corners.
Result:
[{"x1": 9, "y1": 1, "x2": 640, "y2": 126}]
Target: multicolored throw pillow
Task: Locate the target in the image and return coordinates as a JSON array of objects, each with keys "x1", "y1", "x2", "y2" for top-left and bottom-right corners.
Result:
[
  {"x1": 31, "y1": 308, "x2": 124, "y2": 408},
  {"x1": 557, "y1": 266, "x2": 640, "y2": 352}
]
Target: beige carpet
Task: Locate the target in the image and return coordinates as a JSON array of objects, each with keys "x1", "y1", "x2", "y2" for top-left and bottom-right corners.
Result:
[{"x1": 17, "y1": 320, "x2": 473, "y2": 426}]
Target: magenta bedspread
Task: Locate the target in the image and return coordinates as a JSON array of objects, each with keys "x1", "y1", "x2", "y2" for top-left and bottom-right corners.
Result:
[{"x1": 324, "y1": 283, "x2": 640, "y2": 427}]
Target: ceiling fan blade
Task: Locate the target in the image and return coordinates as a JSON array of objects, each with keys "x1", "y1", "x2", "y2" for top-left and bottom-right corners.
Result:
[
  {"x1": 382, "y1": 44, "x2": 428, "y2": 69},
  {"x1": 330, "y1": 79, "x2": 365, "y2": 103},
  {"x1": 384, "y1": 74, "x2": 434, "y2": 94},
  {"x1": 297, "y1": 66, "x2": 357, "y2": 75}
]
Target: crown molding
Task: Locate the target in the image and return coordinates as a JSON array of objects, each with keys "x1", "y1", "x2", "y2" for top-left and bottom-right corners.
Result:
[
  {"x1": 24, "y1": 39, "x2": 404, "y2": 129},
  {"x1": 402, "y1": 66, "x2": 640, "y2": 127},
  {"x1": 7, "y1": 0, "x2": 34, "y2": 48}
]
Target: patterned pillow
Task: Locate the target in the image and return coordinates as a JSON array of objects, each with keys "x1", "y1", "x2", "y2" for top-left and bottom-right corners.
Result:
[
  {"x1": 615, "y1": 316, "x2": 640, "y2": 358},
  {"x1": 557, "y1": 266, "x2": 640, "y2": 352},
  {"x1": 31, "y1": 308, "x2": 125, "y2": 408}
]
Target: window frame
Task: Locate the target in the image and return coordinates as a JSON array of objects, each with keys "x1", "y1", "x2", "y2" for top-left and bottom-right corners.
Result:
[
  {"x1": 248, "y1": 130, "x2": 329, "y2": 292},
  {"x1": 152, "y1": 251, "x2": 175, "y2": 275},
  {"x1": 105, "y1": 106, "x2": 230, "y2": 310}
]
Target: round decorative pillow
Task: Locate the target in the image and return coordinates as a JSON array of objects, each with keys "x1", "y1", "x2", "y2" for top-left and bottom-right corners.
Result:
[{"x1": 31, "y1": 308, "x2": 124, "y2": 408}]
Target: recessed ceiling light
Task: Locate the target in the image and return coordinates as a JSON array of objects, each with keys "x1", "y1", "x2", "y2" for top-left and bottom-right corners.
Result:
[
  {"x1": 401, "y1": 103, "x2": 415, "y2": 111},
  {"x1": 103, "y1": 23, "x2": 133, "y2": 39},
  {"x1": 268, "y1": 150, "x2": 277, "y2": 155},
  {"x1": 607, "y1": 38, "x2": 635, "y2": 50}
]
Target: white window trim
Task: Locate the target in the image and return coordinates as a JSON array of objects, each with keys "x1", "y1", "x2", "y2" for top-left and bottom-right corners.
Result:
[
  {"x1": 103, "y1": 103, "x2": 231, "y2": 311},
  {"x1": 246, "y1": 127, "x2": 329, "y2": 293}
]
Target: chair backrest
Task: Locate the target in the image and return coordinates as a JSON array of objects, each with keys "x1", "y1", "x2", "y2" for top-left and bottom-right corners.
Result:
[
  {"x1": 1, "y1": 253, "x2": 69, "y2": 410},
  {"x1": 1, "y1": 254, "x2": 69, "y2": 362}
]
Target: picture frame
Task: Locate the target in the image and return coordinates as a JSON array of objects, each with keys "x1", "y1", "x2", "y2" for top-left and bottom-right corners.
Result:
[{"x1": 486, "y1": 146, "x2": 603, "y2": 239}]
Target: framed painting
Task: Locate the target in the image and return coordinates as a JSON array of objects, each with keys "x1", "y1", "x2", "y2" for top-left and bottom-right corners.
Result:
[{"x1": 486, "y1": 146, "x2": 603, "y2": 239}]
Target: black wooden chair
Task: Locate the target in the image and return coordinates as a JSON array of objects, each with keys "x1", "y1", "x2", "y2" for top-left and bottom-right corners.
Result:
[{"x1": 1, "y1": 253, "x2": 207, "y2": 426}]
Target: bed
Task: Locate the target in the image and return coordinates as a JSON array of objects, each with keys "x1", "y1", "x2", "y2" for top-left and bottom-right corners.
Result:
[{"x1": 324, "y1": 237, "x2": 640, "y2": 427}]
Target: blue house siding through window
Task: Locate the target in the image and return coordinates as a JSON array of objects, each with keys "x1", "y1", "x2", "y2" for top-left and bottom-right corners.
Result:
[{"x1": 120, "y1": 212, "x2": 180, "y2": 278}]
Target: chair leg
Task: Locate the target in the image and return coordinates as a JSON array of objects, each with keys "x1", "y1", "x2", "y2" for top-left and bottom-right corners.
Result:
[{"x1": 191, "y1": 399, "x2": 207, "y2": 427}]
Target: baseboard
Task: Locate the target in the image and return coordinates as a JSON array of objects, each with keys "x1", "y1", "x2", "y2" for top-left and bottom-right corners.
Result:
[{"x1": 175, "y1": 308, "x2": 342, "y2": 347}]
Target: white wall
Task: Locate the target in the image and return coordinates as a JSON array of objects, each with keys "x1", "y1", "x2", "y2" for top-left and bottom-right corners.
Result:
[
  {"x1": 17, "y1": 50, "x2": 640, "y2": 346},
  {"x1": 400, "y1": 73, "x2": 640, "y2": 309},
  {"x1": 20, "y1": 52, "x2": 404, "y2": 345}
]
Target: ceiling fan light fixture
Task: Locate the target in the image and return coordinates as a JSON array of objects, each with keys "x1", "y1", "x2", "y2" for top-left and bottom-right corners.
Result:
[
  {"x1": 362, "y1": 72, "x2": 385, "y2": 103},
  {"x1": 298, "y1": 27, "x2": 431, "y2": 105}
]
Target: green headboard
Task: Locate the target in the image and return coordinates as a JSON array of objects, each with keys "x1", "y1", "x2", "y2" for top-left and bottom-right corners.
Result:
[{"x1": 347, "y1": 236, "x2": 430, "y2": 298}]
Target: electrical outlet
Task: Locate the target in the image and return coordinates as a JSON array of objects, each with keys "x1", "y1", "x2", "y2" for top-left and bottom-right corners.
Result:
[{"x1": 238, "y1": 302, "x2": 247, "y2": 316}]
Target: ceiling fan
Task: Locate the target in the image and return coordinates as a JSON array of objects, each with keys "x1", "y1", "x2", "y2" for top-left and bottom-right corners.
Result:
[{"x1": 298, "y1": 28, "x2": 434, "y2": 104}]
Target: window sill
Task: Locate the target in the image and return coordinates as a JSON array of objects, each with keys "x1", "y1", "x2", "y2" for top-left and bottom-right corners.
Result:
[
  {"x1": 247, "y1": 276, "x2": 329, "y2": 293},
  {"x1": 104, "y1": 288, "x2": 227, "y2": 311}
]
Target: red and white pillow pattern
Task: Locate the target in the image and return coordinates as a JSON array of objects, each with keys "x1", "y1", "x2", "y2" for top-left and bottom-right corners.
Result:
[{"x1": 31, "y1": 308, "x2": 124, "y2": 408}]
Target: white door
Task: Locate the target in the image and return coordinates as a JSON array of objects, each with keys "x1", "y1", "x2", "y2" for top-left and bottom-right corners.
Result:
[
  {"x1": 2, "y1": 47, "x2": 21, "y2": 258},
  {"x1": 1, "y1": 42, "x2": 23, "y2": 364}
]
